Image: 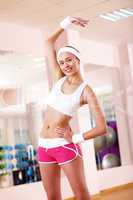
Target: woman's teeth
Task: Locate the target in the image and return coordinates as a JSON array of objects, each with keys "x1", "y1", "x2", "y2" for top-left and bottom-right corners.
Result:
[{"x1": 65, "y1": 68, "x2": 72, "y2": 72}]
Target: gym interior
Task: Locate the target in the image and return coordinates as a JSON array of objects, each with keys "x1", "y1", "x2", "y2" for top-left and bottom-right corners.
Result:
[{"x1": 0, "y1": 0, "x2": 133, "y2": 199}]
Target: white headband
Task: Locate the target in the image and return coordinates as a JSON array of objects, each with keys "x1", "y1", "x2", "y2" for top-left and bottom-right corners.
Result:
[{"x1": 57, "y1": 47, "x2": 80, "y2": 63}]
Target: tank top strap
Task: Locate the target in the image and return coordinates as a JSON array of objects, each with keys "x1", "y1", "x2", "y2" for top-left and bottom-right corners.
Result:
[
  {"x1": 75, "y1": 81, "x2": 88, "y2": 100},
  {"x1": 54, "y1": 76, "x2": 66, "y2": 89}
]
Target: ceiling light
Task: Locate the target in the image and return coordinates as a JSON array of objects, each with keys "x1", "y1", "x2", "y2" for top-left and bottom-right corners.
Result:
[
  {"x1": 113, "y1": 10, "x2": 129, "y2": 17},
  {"x1": 106, "y1": 13, "x2": 121, "y2": 20},
  {"x1": 99, "y1": 14, "x2": 117, "y2": 22},
  {"x1": 99, "y1": 7, "x2": 133, "y2": 22},
  {"x1": 120, "y1": 8, "x2": 133, "y2": 16}
]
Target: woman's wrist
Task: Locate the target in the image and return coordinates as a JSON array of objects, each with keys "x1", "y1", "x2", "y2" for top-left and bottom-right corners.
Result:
[
  {"x1": 72, "y1": 133, "x2": 85, "y2": 144},
  {"x1": 60, "y1": 16, "x2": 73, "y2": 29}
]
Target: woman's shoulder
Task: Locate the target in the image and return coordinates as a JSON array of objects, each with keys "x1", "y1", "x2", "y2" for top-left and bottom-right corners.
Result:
[
  {"x1": 82, "y1": 82, "x2": 96, "y2": 98},
  {"x1": 79, "y1": 83, "x2": 97, "y2": 105},
  {"x1": 84, "y1": 84, "x2": 95, "y2": 93}
]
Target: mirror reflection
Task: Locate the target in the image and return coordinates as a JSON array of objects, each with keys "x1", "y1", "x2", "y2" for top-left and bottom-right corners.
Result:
[
  {"x1": 84, "y1": 65, "x2": 122, "y2": 170},
  {"x1": 94, "y1": 92, "x2": 121, "y2": 170},
  {"x1": 0, "y1": 52, "x2": 47, "y2": 188}
]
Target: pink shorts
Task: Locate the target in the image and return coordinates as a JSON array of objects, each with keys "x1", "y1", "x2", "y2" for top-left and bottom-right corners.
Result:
[{"x1": 37, "y1": 143, "x2": 82, "y2": 165}]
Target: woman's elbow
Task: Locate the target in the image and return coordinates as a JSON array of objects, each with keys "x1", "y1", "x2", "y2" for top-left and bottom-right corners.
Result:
[{"x1": 97, "y1": 123, "x2": 107, "y2": 135}]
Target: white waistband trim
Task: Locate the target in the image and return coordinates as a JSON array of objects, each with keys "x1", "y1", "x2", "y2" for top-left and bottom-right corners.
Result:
[{"x1": 38, "y1": 137, "x2": 70, "y2": 148}]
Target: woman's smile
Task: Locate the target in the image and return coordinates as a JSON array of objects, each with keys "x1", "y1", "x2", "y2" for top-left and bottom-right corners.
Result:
[{"x1": 64, "y1": 67, "x2": 73, "y2": 73}]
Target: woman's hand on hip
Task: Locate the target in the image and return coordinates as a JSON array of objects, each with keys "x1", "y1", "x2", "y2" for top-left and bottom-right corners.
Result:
[{"x1": 54, "y1": 126, "x2": 72, "y2": 142}]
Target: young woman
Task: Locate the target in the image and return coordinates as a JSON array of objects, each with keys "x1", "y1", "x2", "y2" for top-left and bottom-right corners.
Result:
[{"x1": 37, "y1": 16, "x2": 107, "y2": 200}]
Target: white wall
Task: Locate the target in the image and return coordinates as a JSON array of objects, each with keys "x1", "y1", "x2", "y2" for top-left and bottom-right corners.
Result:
[
  {"x1": 127, "y1": 44, "x2": 133, "y2": 157},
  {"x1": 0, "y1": 22, "x2": 43, "y2": 55},
  {"x1": 98, "y1": 165, "x2": 133, "y2": 190}
]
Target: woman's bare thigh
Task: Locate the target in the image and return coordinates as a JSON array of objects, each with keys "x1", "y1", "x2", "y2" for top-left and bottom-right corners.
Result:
[
  {"x1": 39, "y1": 163, "x2": 61, "y2": 197},
  {"x1": 61, "y1": 156, "x2": 91, "y2": 198}
]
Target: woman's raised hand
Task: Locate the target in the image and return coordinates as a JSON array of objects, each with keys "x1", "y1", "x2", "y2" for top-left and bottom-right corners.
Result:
[
  {"x1": 60, "y1": 16, "x2": 89, "y2": 29},
  {"x1": 70, "y1": 17, "x2": 89, "y2": 27}
]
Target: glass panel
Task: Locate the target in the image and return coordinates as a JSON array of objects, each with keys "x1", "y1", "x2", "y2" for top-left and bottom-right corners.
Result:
[
  {"x1": 0, "y1": 115, "x2": 42, "y2": 188},
  {"x1": 0, "y1": 52, "x2": 47, "y2": 188},
  {"x1": 94, "y1": 92, "x2": 122, "y2": 170}
]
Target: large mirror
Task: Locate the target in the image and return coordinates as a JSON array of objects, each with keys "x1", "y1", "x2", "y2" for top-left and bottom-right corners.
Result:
[
  {"x1": 84, "y1": 64, "x2": 122, "y2": 170},
  {"x1": 0, "y1": 52, "x2": 48, "y2": 188}
]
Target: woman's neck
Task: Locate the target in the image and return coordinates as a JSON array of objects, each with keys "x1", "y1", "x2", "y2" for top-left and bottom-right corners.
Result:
[{"x1": 66, "y1": 73, "x2": 83, "y2": 85}]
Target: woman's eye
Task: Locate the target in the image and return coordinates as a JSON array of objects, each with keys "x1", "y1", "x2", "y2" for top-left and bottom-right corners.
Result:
[
  {"x1": 60, "y1": 62, "x2": 64, "y2": 65},
  {"x1": 67, "y1": 58, "x2": 72, "y2": 62}
]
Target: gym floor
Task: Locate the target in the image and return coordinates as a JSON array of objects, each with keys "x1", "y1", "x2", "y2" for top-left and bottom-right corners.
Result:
[
  {"x1": 99, "y1": 188, "x2": 133, "y2": 200},
  {"x1": 94, "y1": 183, "x2": 133, "y2": 200},
  {"x1": 67, "y1": 183, "x2": 133, "y2": 200}
]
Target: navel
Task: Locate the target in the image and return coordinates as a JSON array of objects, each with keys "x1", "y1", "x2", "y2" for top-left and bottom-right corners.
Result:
[{"x1": 46, "y1": 125, "x2": 50, "y2": 129}]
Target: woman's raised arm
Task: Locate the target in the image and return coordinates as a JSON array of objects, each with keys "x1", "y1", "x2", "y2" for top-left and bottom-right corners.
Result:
[
  {"x1": 44, "y1": 17, "x2": 89, "y2": 83},
  {"x1": 44, "y1": 28, "x2": 65, "y2": 83}
]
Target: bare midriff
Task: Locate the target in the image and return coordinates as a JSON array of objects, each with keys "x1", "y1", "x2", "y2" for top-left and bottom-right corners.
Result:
[{"x1": 40, "y1": 105, "x2": 72, "y2": 138}]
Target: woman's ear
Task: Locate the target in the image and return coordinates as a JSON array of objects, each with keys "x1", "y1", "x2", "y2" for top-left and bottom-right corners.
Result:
[{"x1": 77, "y1": 59, "x2": 80, "y2": 65}]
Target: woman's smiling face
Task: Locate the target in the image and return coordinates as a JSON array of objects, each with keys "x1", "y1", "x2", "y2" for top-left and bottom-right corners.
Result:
[{"x1": 58, "y1": 52, "x2": 80, "y2": 76}]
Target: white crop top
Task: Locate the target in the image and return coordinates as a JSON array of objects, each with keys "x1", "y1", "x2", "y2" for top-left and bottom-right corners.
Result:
[{"x1": 46, "y1": 76, "x2": 87, "y2": 117}]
